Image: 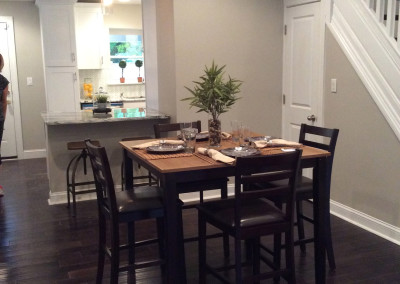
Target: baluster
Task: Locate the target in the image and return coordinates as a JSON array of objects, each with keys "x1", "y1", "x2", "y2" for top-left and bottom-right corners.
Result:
[
  {"x1": 386, "y1": 0, "x2": 397, "y2": 37},
  {"x1": 376, "y1": 0, "x2": 385, "y2": 23},
  {"x1": 397, "y1": 0, "x2": 400, "y2": 49}
]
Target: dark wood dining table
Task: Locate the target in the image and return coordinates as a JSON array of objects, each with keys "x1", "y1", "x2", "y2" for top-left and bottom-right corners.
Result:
[{"x1": 120, "y1": 138, "x2": 331, "y2": 284}]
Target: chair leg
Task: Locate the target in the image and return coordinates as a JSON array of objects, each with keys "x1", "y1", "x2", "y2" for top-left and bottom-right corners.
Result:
[
  {"x1": 96, "y1": 214, "x2": 106, "y2": 284},
  {"x1": 198, "y1": 213, "x2": 207, "y2": 284},
  {"x1": 66, "y1": 154, "x2": 79, "y2": 209},
  {"x1": 221, "y1": 183, "x2": 230, "y2": 258},
  {"x1": 234, "y1": 237, "x2": 243, "y2": 283},
  {"x1": 70, "y1": 153, "x2": 84, "y2": 217},
  {"x1": 273, "y1": 233, "x2": 282, "y2": 283},
  {"x1": 127, "y1": 222, "x2": 136, "y2": 283},
  {"x1": 156, "y1": 217, "x2": 166, "y2": 281},
  {"x1": 110, "y1": 221, "x2": 120, "y2": 284},
  {"x1": 284, "y1": 230, "x2": 296, "y2": 284},
  {"x1": 252, "y1": 238, "x2": 261, "y2": 284},
  {"x1": 325, "y1": 216, "x2": 336, "y2": 271},
  {"x1": 296, "y1": 200, "x2": 306, "y2": 253}
]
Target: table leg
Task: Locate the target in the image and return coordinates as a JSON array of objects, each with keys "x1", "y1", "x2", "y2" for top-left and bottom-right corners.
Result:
[
  {"x1": 162, "y1": 174, "x2": 187, "y2": 284},
  {"x1": 313, "y1": 157, "x2": 327, "y2": 284},
  {"x1": 123, "y1": 149, "x2": 133, "y2": 190}
]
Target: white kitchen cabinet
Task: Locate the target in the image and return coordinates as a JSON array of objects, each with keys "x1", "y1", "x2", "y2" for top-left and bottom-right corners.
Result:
[
  {"x1": 37, "y1": 1, "x2": 77, "y2": 67},
  {"x1": 75, "y1": 4, "x2": 104, "y2": 69},
  {"x1": 45, "y1": 67, "x2": 80, "y2": 112},
  {"x1": 36, "y1": 0, "x2": 80, "y2": 112}
]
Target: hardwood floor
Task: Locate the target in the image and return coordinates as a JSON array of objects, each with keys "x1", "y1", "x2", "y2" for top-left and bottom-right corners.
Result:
[{"x1": 1, "y1": 158, "x2": 400, "y2": 283}]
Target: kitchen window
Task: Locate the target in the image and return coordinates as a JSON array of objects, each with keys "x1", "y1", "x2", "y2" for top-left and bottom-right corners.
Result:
[{"x1": 109, "y1": 28, "x2": 144, "y2": 83}]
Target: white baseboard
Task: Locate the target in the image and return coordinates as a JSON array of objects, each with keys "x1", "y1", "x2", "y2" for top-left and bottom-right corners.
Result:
[
  {"x1": 22, "y1": 149, "x2": 46, "y2": 159},
  {"x1": 330, "y1": 200, "x2": 400, "y2": 246}
]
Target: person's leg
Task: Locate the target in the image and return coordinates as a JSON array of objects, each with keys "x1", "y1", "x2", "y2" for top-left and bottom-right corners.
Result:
[{"x1": 0, "y1": 118, "x2": 4, "y2": 197}]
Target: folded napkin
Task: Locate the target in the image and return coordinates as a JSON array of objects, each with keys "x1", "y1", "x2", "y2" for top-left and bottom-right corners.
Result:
[
  {"x1": 132, "y1": 140, "x2": 184, "y2": 149},
  {"x1": 200, "y1": 131, "x2": 232, "y2": 140},
  {"x1": 253, "y1": 138, "x2": 302, "y2": 149},
  {"x1": 197, "y1": 147, "x2": 235, "y2": 165}
]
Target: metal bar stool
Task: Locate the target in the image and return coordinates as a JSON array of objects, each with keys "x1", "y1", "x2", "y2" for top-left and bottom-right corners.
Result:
[{"x1": 66, "y1": 140, "x2": 100, "y2": 216}]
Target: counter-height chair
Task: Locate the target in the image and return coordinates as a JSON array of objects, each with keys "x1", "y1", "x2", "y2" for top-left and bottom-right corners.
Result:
[
  {"x1": 120, "y1": 136, "x2": 158, "y2": 190},
  {"x1": 293, "y1": 124, "x2": 339, "y2": 270},
  {"x1": 66, "y1": 140, "x2": 100, "y2": 217},
  {"x1": 197, "y1": 150, "x2": 302, "y2": 283},
  {"x1": 85, "y1": 140, "x2": 185, "y2": 284},
  {"x1": 154, "y1": 121, "x2": 230, "y2": 255},
  {"x1": 260, "y1": 124, "x2": 339, "y2": 271}
]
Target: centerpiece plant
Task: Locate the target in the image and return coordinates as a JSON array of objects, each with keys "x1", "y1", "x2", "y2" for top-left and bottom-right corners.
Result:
[{"x1": 182, "y1": 61, "x2": 242, "y2": 146}]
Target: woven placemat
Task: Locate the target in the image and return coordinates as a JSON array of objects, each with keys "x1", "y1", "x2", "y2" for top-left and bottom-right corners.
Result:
[{"x1": 134, "y1": 149, "x2": 193, "y2": 160}]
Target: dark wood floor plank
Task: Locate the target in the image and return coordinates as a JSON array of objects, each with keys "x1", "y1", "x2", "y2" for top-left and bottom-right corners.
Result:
[{"x1": 1, "y1": 158, "x2": 400, "y2": 283}]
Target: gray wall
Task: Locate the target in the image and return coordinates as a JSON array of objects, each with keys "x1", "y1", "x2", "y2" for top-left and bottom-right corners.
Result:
[
  {"x1": 0, "y1": 1, "x2": 46, "y2": 152},
  {"x1": 324, "y1": 28, "x2": 400, "y2": 227},
  {"x1": 174, "y1": 0, "x2": 284, "y2": 137}
]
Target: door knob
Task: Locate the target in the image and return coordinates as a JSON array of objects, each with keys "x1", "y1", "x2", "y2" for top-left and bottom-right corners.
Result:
[{"x1": 307, "y1": 114, "x2": 316, "y2": 122}]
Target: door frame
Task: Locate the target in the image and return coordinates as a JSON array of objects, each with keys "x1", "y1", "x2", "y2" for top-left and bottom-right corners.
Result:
[
  {"x1": 281, "y1": 0, "x2": 328, "y2": 137},
  {"x1": 0, "y1": 16, "x2": 23, "y2": 159}
]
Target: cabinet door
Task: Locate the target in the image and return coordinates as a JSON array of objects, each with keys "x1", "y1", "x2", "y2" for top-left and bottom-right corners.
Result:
[
  {"x1": 45, "y1": 67, "x2": 80, "y2": 112},
  {"x1": 40, "y1": 5, "x2": 77, "y2": 67},
  {"x1": 75, "y1": 4, "x2": 104, "y2": 69}
]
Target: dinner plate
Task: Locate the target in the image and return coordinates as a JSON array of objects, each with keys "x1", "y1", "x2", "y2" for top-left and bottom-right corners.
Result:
[
  {"x1": 146, "y1": 144, "x2": 185, "y2": 154},
  {"x1": 220, "y1": 147, "x2": 260, "y2": 158}
]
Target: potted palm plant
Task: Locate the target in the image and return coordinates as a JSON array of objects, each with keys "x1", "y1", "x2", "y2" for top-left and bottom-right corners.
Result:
[
  {"x1": 135, "y1": 59, "x2": 143, "y2": 83},
  {"x1": 119, "y1": 60, "x2": 127, "y2": 83},
  {"x1": 182, "y1": 61, "x2": 242, "y2": 146}
]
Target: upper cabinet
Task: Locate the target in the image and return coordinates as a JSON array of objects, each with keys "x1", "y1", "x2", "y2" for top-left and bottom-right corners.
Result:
[
  {"x1": 75, "y1": 4, "x2": 105, "y2": 69},
  {"x1": 37, "y1": 1, "x2": 77, "y2": 67}
]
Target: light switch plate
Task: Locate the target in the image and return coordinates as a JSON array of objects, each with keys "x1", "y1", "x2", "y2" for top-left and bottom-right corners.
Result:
[
  {"x1": 27, "y1": 77, "x2": 33, "y2": 86},
  {"x1": 331, "y1": 78, "x2": 337, "y2": 93}
]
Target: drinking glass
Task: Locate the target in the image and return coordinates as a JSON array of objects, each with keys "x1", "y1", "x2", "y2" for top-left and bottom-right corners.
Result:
[
  {"x1": 239, "y1": 124, "x2": 250, "y2": 147},
  {"x1": 180, "y1": 123, "x2": 198, "y2": 153},
  {"x1": 231, "y1": 120, "x2": 240, "y2": 144}
]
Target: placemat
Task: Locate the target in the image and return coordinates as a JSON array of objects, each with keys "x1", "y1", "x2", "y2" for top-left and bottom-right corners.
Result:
[
  {"x1": 134, "y1": 149, "x2": 193, "y2": 160},
  {"x1": 193, "y1": 152, "x2": 219, "y2": 164}
]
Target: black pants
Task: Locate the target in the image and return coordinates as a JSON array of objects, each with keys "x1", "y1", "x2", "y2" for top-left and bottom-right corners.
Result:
[{"x1": 0, "y1": 119, "x2": 4, "y2": 165}]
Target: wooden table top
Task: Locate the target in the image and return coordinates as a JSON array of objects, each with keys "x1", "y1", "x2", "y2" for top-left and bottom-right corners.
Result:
[{"x1": 120, "y1": 137, "x2": 330, "y2": 174}]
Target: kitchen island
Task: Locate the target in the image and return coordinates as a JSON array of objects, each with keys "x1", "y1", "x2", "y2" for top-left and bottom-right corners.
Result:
[{"x1": 42, "y1": 108, "x2": 170, "y2": 205}]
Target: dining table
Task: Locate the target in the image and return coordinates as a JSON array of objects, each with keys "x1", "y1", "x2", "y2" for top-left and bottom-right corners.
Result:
[{"x1": 120, "y1": 137, "x2": 331, "y2": 284}]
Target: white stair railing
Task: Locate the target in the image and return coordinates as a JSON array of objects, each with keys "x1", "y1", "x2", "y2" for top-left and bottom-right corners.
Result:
[
  {"x1": 328, "y1": 0, "x2": 400, "y2": 142},
  {"x1": 363, "y1": 0, "x2": 400, "y2": 49}
]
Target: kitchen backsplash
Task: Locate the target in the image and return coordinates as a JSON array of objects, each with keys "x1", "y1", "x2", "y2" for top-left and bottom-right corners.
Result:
[{"x1": 79, "y1": 69, "x2": 145, "y2": 101}]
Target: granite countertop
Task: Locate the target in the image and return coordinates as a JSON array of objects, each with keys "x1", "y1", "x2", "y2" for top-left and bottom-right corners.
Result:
[{"x1": 42, "y1": 108, "x2": 169, "y2": 125}]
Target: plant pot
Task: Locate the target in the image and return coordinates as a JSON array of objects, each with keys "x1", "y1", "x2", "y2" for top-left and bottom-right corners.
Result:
[
  {"x1": 208, "y1": 118, "x2": 221, "y2": 147},
  {"x1": 120, "y1": 77, "x2": 125, "y2": 83},
  {"x1": 137, "y1": 77, "x2": 143, "y2": 83}
]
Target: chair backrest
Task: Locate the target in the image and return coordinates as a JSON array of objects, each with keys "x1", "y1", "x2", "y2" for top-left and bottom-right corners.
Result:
[
  {"x1": 235, "y1": 149, "x2": 302, "y2": 230},
  {"x1": 85, "y1": 139, "x2": 118, "y2": 218},
  {"x1": 154, "y1": 121, "x2": 201, "y2": 138},
  {"x1": 299, "y1": 123, "x2": 339, "y2": 169}
]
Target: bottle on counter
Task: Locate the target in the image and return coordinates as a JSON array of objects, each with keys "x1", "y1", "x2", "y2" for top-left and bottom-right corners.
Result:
[{"x1": 83, "y1": 78, "x2": 93, "y2": 100}]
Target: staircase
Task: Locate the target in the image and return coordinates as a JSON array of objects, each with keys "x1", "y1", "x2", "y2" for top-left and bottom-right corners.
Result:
[{"x1": 327, "y1": 0, "x2": 400, "y2": 141}]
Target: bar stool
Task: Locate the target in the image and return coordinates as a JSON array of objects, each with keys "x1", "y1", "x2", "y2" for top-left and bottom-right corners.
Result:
[{"x1": 66, "y1": 140, "x2": 100, "y2": 216}]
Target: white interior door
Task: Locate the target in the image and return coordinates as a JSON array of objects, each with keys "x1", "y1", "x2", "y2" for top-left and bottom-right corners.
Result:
[
  {"x1": 0, "y1": 20, "x2": 18, "y2": 158},
  {"x1": 282, "y1": 1, "x2": 323, "y2": 141}
]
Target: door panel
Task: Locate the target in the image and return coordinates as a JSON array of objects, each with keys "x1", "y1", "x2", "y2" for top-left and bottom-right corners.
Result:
[{"x1": 282, "y1": 1, "x2": 323, "y2": 141}]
